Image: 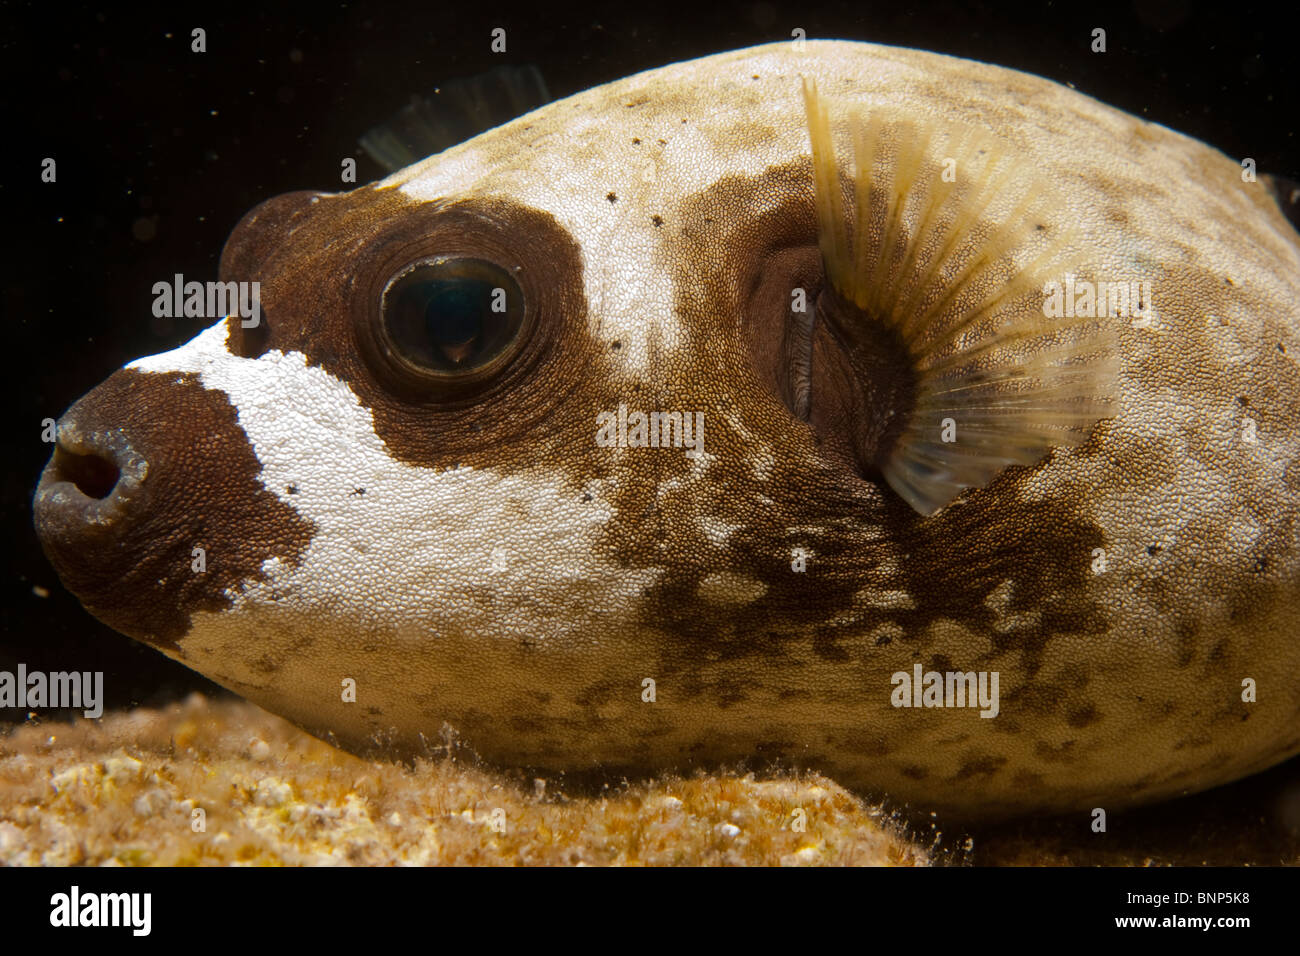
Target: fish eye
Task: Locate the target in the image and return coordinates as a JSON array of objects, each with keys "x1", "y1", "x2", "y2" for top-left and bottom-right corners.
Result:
[{"x1": 379, "y1": 257, "x2": 525, "y2": 376}]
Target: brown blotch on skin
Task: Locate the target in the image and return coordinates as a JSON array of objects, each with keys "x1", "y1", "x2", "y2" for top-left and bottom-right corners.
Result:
[
  {"x1": 35, "y1": 371, "x2": 316, "y2": 651},
  {"x1": 881, "y1": 488, "x2": 1110, "y2": 677},
  {"x1": 1066, "y1": 704, "x2": 1099, "y2": 728},
  {"x1": 219, "y1": 187, "x2": 617, "y2": 485},
  {"x1": 957, "y1": 754, "x2": 1008, "y2": 778},
  {"x1": 1033, "y1": 740, "x2": 1077, "y2": 764},
  {"x1": 626, "y1": 158, "x2": 1112, "y2": 706}
]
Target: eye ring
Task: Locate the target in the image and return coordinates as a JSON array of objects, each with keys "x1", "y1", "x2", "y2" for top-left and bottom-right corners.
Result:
[{"x1": 360, "y1": 254, "x2": 533, "y2": 401}]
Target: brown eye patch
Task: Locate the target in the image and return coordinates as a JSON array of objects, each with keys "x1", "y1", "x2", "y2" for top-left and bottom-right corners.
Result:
[{"x1": 216, "y1": 186, "x2": 615, "y2": 476}]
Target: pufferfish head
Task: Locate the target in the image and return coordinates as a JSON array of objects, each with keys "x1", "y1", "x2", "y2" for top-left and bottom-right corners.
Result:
[{"x1": 33, "y1": 40, "x2": 1300, "y2": 818}]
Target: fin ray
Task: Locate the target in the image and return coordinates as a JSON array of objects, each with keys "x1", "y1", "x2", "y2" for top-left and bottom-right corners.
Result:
[{"x1": 801, "y1": 78, "x2": 1117, "y2": 515}]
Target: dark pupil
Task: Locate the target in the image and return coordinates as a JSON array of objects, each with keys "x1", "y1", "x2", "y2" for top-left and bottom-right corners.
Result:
[
  {"x1": 383, "y1": 258, "x2": 523, "y2": 375},
  {"x1": 424, "y1": 279, "x2": 490, "y2": 349}
]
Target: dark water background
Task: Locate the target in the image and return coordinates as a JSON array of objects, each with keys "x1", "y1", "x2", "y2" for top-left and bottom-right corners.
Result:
[{"x1": 4, "y1": 0, "x2": 1298, "y2": 720}]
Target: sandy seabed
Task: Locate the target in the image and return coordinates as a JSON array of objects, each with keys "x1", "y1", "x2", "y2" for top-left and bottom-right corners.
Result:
[{"x1": 1, "y1": 693, "x2": 1297, "y2": 866}]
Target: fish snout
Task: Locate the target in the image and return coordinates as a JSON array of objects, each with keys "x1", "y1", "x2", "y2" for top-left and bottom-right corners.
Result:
[
  {"x1": 33, "y1": 364, "x2": 316, "y2": 650},
  {"x1": 35, "y1": 415, "x2": 149, "y2": 542},
  {"x1": 33, "y1": 375, "x2": 165, "y2": 641}
]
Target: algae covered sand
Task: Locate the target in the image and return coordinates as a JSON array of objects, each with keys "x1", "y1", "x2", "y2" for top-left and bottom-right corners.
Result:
[
  {"x1": 1, "y1": 693, "x2": 1297, "y2": 866},
  {"x1": 0, "y1": 694, "x2": 924, "y2": 866}
]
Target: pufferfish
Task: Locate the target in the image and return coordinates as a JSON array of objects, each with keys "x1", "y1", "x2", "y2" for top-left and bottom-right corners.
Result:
[{"x1": 33, "y1": 41, "x2": 1300, "y2": 819}]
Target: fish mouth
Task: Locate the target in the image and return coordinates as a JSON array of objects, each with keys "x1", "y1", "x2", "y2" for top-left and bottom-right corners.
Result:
[{"x1": 35, "y1": 418, "x2": 149, "y2": 532}]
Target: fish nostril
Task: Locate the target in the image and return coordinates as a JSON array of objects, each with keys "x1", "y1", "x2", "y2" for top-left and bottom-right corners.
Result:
[{"x1": 52, "y1": 444, "x2": 122, "y2": 500}]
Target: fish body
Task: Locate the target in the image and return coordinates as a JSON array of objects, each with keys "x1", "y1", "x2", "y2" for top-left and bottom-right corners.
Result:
[{"x1": 34, "y1": 41, "x2": 1300, "y2": 818}]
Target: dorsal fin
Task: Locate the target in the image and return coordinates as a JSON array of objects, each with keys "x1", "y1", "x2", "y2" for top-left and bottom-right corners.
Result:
[
  {"x1": 801, "y1": 78, "x2": 1118, "y2": 515},
  {"x1": 360, "y1": 65, "x2": 551, "y2": 173},
  {"x1": 1263, "y1": 172, "x2": 1300, "y2": 234}
]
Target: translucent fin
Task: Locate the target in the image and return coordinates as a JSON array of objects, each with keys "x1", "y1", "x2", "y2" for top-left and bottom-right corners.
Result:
[
  {"x1": 1263, "y1": 172, "x2": 1300, "y2": 233},
  {"x1": 802, "y1": 78, "x2": 1117, "y2": 516},
  {"x1": 360, "y1": 65, "x2": 551, "y2": 173}
]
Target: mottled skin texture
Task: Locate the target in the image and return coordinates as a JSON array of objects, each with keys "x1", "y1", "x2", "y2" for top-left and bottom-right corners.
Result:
[{"x1": 34, "y1": 42, "x2": 1300, "y2": 819}]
